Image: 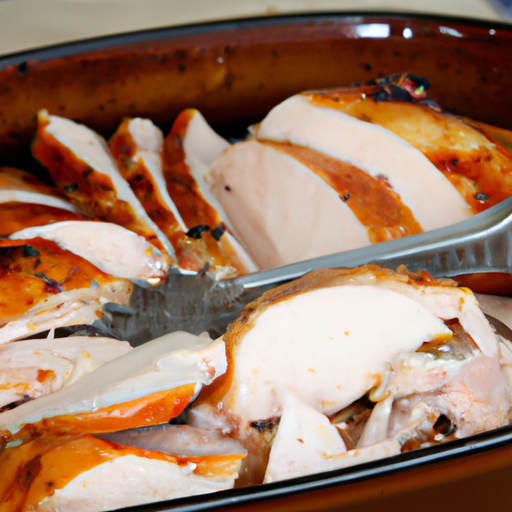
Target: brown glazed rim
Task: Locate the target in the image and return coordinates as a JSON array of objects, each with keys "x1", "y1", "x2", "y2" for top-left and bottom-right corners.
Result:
[
  {"x1": 1, "y1": 11, "x2": 511, "y2": 71},
  {"x1": 2, "y1": 11, "x2": 512, "y2": 163}
]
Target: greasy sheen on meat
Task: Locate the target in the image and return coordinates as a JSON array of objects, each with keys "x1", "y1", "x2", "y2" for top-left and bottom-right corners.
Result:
[
  {"x1": 190, "y1": 265, "x2": 512, "y2": 484},
  {"x1": 11, "y1": 221, "x2": 168, "y2": 286},
  {"x1": 0, "y1": 167, "x2": 168, "y2": 285},
  {"x1": 0, "y1": 238, "x2": 131, "y2": 345},
  {"x1": 110, "y1": 118, "x2": 195, "y2": 271},
  {"x1": 207, "y1": 74, "x2": 512, "y2": 269},
  {"x1": 0, "y1": 331, "x2": 226, "y2": 446},
  {"x1": 162, "y1": 110, "x2": 257, "y2": 277},
  {"x1": 0, "y1": 434, "x2": 243, "y2": 512},
  {"x1": 110, "y1": 115, "x2": 256, "y2": 277},
  {"x1": 32, "y1": 111, "x2": 173, "y2": 259},
  {"x1": 307, "y1": 74, "x2": 512, "y2": 212},
  {"x1": 0, "y1": 167, "x2": 87, "y2": 236},
  {"x1": 0, "y1": 336, "x2": 132, "y2": 412}
]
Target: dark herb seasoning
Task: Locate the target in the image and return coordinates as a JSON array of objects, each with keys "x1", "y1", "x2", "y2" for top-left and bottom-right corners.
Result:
[
  {"x1": 250, "y1": 416, "x2": 280, "y2": 434},
  {"x1": 388, "y1": 85, "x2": 413, "y2": 102},
  {"x1": 198, "y1": 262, "x2": 210, "y2": 276},
  {"x1": 23, "y1": 245, "x2": 41, "y2": 258},
  {"x1": 35, "y1": 273, "x2": 64, "y2": 293},
  {"x1": 0, "y1": 395, "x2": 32, "y2": 414},
  {"x1": 368, "y1": 89, "x2": 390, "y2": 102},
  {"x1": 186, "y1": 224, "x2": 211, "y2": 239},
  {"x1": 64, "y1": 183, "x2": 79, "y2": 193},
  {"x1": 211, "y1": 223, "x2": 225, "y2": 241}
]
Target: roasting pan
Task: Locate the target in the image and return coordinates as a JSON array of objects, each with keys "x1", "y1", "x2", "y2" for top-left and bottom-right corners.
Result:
[{"x1": 1, "y1": 12, "x2": 512, "y2": 512}]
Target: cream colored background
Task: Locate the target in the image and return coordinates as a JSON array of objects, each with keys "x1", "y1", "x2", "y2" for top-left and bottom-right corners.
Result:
[{"x1": 0, "y1": 0, "x2": 508, "y2": 57}]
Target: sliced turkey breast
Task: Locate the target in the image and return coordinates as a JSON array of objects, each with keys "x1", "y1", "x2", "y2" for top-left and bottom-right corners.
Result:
[
  {"x1": 0, "y1": 336, "x2": 132, "y2": 411},
  {"x1": 0, "y1": 434, "x2": 243, "y2": 512},
  {"x1": 32, "y1": 111, "x2": 174, "y2": 259},
  {"x1": 0, "y1": 238, "x2": 131, "y2": 345},
  {"x1": 0, "y1": 331, "x2": 226, "y2": 445},
  {"x1": 11, "y1": 220, "x2": 168, "y2": 285}
]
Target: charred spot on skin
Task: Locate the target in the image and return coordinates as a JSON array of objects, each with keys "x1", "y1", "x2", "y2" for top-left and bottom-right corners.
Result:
[
  {"x1": 407, "y1": 74, "x2": 431, "y2": 90},
  {"x1": 186, "y1": 225, "x2": 211, "y2": 239},
  {"x1": 368, "y1": 89, "x2": 390, "y2": 102},
  {"x1": 342, "y1": 193, "x2": 351, "y2": 202},
  {"x1": 366, "y1": 73, "x2": 434, "y2": 105},
  {"x1": 224, "y1": 185, "x2": 231, "y2": 191},
  {"x1": 83, "y1": 167, "x2": 93, "y2": 183},
  {"x1": 64, "y1": 183, "x2": 79, "y2": 194},
  {"x1": 121, "y1": 156, "x2": 136, "y2": 170},
  {"x1": 474, "y1": 192, "x2": 489, "y2": 202},
  {"x1": 178, "y1": 64, "x2": 186, "y2": 73},
  {"x1": 0, "y1": 246, "x2": 18, "y2": 257},
  {"x1": 17, "y1": 61, "x2": 27, "y2": 77},
  {"x1": 211, "y1": 223, "x2": 225, "y2": 241},
  {"x1": 250, "y1": 416, "x2": 279, "y2": 434},
  {"x1": 35, "y1": 272, "x2": 64, "y2": 293},
  {"x1": 0, "y1": 395, "x2": 32, "y2": 414},
  {"x1": 18, "y1": 455, "x2": 43, "y2": 490},
  {"x1": 388, "y1": 85, "x2": 414, "y2": 102},
  {"x1": 23, "y1": 245, "x2": 40, "y2": 258},
  {"x1": 451, "y1": 159, "x2": 458, "y2": 166}
]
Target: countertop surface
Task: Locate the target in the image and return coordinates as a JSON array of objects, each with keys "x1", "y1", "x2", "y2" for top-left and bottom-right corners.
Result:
[{"x1": 0, "y1": 0, "x2": 509, "y2": 57}]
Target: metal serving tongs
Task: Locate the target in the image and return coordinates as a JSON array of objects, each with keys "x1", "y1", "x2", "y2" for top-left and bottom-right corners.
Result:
[
  {"x1": 109, "y1": 197, "x2": 512, "y2": 344},
  {"x1": 238, "y1": 196, "x2": 512, "y2": 290}
]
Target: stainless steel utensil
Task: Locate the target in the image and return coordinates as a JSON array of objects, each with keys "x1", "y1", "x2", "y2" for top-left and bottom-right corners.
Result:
[{"x1": 108, "y1": 196, "x2": 512, "y2": 344}]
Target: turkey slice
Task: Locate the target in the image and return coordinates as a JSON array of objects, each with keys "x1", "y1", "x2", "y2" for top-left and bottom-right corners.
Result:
[
  {"x1": 209, "y1": 140, "x2": 371, "y2": 268},
  {"x1": 264, "y1": 393, "x2": 400, "y2": 483},
  {"x1": 192, "y1": 266, "x2": 453, "y2": 433},
  {"x1": 0, "y1": 238, "x2": 131, "y2": 345},
  {"x1": 11, "y1": 220, "x2": 168, "y2": 286},
  {"x1": 0, "y1": 336, "x2": 132, "y2": 411},
  {"x1": 256, "y1": 94, "x2": 473, "y2": 230},
  {"x1": 0, "y1": 166, "x2": 81, "y2": 214},
  {"x1": 0, "y1": 434, "x2": 243, "y2": 512},
  {"x1": 164, "y1": 110, "x2": 258, "y2": 277},
  {"x1": 308, "y1": 84, "x2": 512, "y2": 212},
  {"x1": 32, "y1": 110, "x2": 174, "y2": 259},
  {"x1": 0, "y1": 331, "x2": 226, "y2": 442}
]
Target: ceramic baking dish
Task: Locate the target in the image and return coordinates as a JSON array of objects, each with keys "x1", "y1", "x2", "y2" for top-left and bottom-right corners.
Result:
[{"x1": 1, "y1": 12, "x2": 512, "y2": 512}]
